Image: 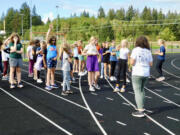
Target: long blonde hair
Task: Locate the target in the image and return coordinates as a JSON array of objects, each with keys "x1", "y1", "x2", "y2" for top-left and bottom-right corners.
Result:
[{"x1": 121, "y1": 39, "x2": 129, "y2": 48}]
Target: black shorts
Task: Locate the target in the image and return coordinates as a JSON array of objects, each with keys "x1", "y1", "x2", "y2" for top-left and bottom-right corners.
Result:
[{"x1": 74, "y1": 57, "x2": 78, "y2": 60}]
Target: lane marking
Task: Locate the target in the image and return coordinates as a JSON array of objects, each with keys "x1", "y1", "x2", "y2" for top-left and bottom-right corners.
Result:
[
  {"x1": 129, "y1": 92, "x2": 152, "y2": 99},
  {"x1": 106, "y1": 97, "x2": 114, "y2": 101},
  {"x1": 162, "y1": 69, "x2": 180, "y2": 79},
  {"x1": 144, "y1": 133, "x2": 151, "y2": 135},
  {"x1": 155, "y1": 89, "x2": 162, "y2": 92},
  {"x1": 174, "y1": 93, "x2": 180, "y2": 96},
  {"x1": 21, "y1": 80, "x2": 88, "y2": 110},
  {"x1": 163, "y1": 100, "x2": 172, "y2": 104},
  {"x1": 79, "y1": 76, "x2": 108, "y2": 135},
  {"x1": 116, "y1": 121, "x2": 127, "y2": 126},
  {"x1": 95, "y1": 112, "x2": 103, "y2": 117},
  {"x1": 122, "y1": 102, "x2": 131, "y2": 106},
  {"x1": 171, "y1": 58, "x2": 180, "y2": 70},
  {"x1": 91, "y1": 92, "x2": 98, "y2": 96},
  {"x1": 167, "y1": 116, "x2": 180, "y2": 122},
  {"x1": 0, "y1": 87, "x2": 73, "y2": 135}
]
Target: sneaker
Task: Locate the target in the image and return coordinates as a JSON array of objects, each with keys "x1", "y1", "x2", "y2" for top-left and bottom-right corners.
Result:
[
  {"x1": 126, "y1": 78, "x2": 130, "y2": 83},
  {"x1": 132, "y1": 111, "x2": 145, "y2": 118},
  {"x1": 78, "y1": 72, "x2": 84, "y2": 76},
  {"x1": 156, "y1": 76, "x2": 165, "y2": 82},
  {"x1": 113, "y1": 87, "x2": 120, "y2": 92},
  {"x1": 61, "y1": 91, "x2": 68, "y2": 96},
  {"x1": 113, "y1": 76, "x2": 117, "y2": 81},
  {"x1": 110, "y1": 76, "x2": 114, "y2": 81},
  {"x1": 66, "y1": 90, "x2": 73, "y2": 94},
  {"x1": 51, "y1": 84, "x2": 59, "y2": 89},
  {"x1": 120, "y1": 87, "x2": 125, "y2": 93},
  {"x1": 83, "y1": 70, "x2": 87, "y2": 75},
  {"x1": 37, "y1": 79, "x2": 43, "y2": 84},
  {"x1": 105, "y1": 76, "x2": 109, "y2": 79},
  {"x1": 100, "y1": 75, "x2": 103, "y2": 79},
  {"x1": 89, "y1": 86, "x2": 95, "y2": 92},
  {"x1": 2, "y1": 76, "x2": 8, "y2": 81},
  {"x1": 93, "y1": 84, "x2": 101, "y2": 90},
  {"x1": 10, "y1": 84, "x2": 15, "y2": 89},
  {"x1": 17, "y1": 83, "x2": 24, "y2": 88},
  {"x1": 45, "y1": 86, "x2": 52, "y2": 91}
]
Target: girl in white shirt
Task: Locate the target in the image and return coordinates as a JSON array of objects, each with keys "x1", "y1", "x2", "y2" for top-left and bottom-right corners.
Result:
[
  {"x1": 27, "y1": 40, "x2": 35, "y2": 77},
  {"x1": 130, "y1": 36, "x2": 153, "y2": 118},
  {"x1": 114, "y1": 40, "x2": 130, "y2": 93}
]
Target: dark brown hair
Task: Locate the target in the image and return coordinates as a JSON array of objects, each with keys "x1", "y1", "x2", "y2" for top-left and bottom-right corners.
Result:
[
  {"x1": 48, "y1": 36, "x2": 56, "y2": 45},
  {"x1": 34, "y1": 39, "x2": 40, "y2": 47},
  {"x1": 135, "y1": 36, "x2": 150, "y2": 50},
  {"x1": 29, "y1": 40, "x2": 35, "y2": 45},
  {"x1": 10, "y1": 33, "x2": 20, "y2": 44}
]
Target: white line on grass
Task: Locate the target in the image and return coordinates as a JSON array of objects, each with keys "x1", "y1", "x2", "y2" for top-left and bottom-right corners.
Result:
[
  {"x1": 79, "y1": 76, "x2": 108, "y2": 135},
  {"x1": 0, "y1": 87, "x2": 73, "y2": 135}
]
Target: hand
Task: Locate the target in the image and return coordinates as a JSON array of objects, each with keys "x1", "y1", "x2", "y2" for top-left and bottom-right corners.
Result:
[
  {"x1": 53, "y1": 57, "x2": 57, "y2": 61},
  {"x1": 44, "y1": 64, "x2": 47, "y2": 69},
  {"x1": 14, "y1": 37, "x2": 18, "y2": 44}
]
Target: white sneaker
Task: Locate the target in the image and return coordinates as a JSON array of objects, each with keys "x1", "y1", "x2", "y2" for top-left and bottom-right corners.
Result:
[
  {"x1": 113, "y1": 76, "x2": 117, "y2": 81},
  {"x1": 37, "y1": 79, "x2": 43, "y2": 83},
  {"x1": 93, "y1": 84, "x2": 101, "y2": 90},
  {"x1": 110, "y1": 76, "x2": 114, "y2": 81},
  {"x1": 126, "y1": 78, "x2": 130, "y2": 83},
  {"x1": 120, "y1": 87, "x2": 125, "y2": 93},
  {"x1": 156, "y1": 76, "x2": 165, "y2": 82},
  {"x1": 89, "y1": 86, "x2": 95, "y2": 92},
  {"x1": 100, "y1": 75, "x2": 103, "y2": 79},
  {"x1": 113, "y1": 87, "x2": 120, "y2": 92}
]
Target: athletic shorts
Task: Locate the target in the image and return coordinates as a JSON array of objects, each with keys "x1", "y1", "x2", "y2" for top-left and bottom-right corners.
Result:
[
  {"x1": 9, "y1": 58, "x2": 23, "y2": 68},
  {"x1": 74, "y1": 57, "x2": 78, "y2": 60},
  {"x1": 86, "y1": 55, "x2": 99, "y2": 72},
  {"x1": 47, "y1": 59, "x2": 57, "y2": 69}
]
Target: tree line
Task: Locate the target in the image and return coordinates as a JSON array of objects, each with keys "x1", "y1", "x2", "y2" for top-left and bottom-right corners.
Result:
[{"x1": 0, "y1": 2, "x2": 180, "y2": 42}]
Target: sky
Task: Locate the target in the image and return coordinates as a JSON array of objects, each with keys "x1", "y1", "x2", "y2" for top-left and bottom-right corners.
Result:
[{"x1": 0, "y1": 0, "x2": 180, "y2": 23}]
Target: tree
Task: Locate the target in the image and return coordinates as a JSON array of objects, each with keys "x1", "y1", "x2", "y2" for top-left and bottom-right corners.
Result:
[
  {"x1": 159, "y1": 27, "x2": 176, "y2": 41},
  {"x1": 126, "y1": 5, "x2": 135, "y2": 21},
  {"x1": 116, "y1": 8, "x2": 125, "y2": 20},
  {"x1": 107, "y1": 9, "x2": 116, "y2": 20},
  {"x1": 98, "y1": 6, "x2": 105, "y2": 18},
  {"x1": 20, "y1": 2, "x2": 30, "y2": 29},
  {"x1": 81, "y1": 10, "x2": 90, "y2": 18},
  {"x1": 141, "y1": 6, "x2": 152, "y2": 20}
]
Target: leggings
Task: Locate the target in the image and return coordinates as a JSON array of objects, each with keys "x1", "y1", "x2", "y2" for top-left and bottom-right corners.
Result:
[
  {"x1": 115, "y1": 59, "x2": 127, "y2": 85},
  {"x1": 156, "y1": 59, "x2": 164, "y2": 77},
  {"x1": 110, "y1": 61, "x2": 117, "y2": 76},
  {"x1": 3, "y1": 61, "x2": 9, "y2": 76}
]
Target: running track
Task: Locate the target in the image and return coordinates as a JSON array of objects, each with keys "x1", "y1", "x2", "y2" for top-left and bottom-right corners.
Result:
[{"x1": 0, "y1": 54, "x2": 180, "y2": 135}]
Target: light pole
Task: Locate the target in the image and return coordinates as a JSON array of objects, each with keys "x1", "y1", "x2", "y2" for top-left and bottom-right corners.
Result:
[
  {"x1": 20, "y1": 14, "x2": 24, "y2": 40},
  {"x1": 56, "y1": 5, "x2": 59, "y2": 40}
]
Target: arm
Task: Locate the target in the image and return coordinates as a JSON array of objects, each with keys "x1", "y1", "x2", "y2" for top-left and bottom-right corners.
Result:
[
  {"x1": 46, "y1": 24, "x2": 53, "y2": 43},
  {"x1": 16, "y1": 48, "x2": 23, "y2": 54},
  {"x1": 43, "y1": 52, "x2": 47, "y2": 69}
]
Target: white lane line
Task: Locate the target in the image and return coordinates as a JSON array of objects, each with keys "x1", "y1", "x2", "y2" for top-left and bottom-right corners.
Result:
[
  {"x1": 162, "y1": 68, "x2": 180, "y2": 79},
  {"x1": 167, "y1": 116, "x2": 180, "y2": 122},
  {"x1": 95, "y1": 112, "x2": 103, "y2": 117},
  {"x1": 144, "y1": 133, "x2": 151, "y2": 135},
  {"x1": 163, "y1": 100, "x2": 172, "y2": 104},
  {"x1": 171, "y1": 58, "x2": 180, "y2": 70},
  {"x1": 174, "y1": 93, "x2": 180, "y2": 96},
  {"x1": 128, "y1": 92, "x2": 134, "y2": 95},
  {"x1": 122, "y1": 102, "x2": 131, "y2": 106},
  {"x1": 79, "y1": 76, "x2": 108, "y2": 135},
  {"x1": 106, "y1": 97, "x2": 114, "y2": 101},
  {"x1": 145, "y1": 87, "x2": 180, "y2": 108},
  {"x1": 155, "y1": 89, "x2": 162, "y2": 92},
  {"x1": 21, "y1": 80, "x2": 88, "y2": 111},
  {"x1": 116, "y1": 121, "x2": 127, "y2": 126},
  {"x1": 129, "y1": 92, "x2": 152, "y2": 99},
  {"x1": 91, "y1": 92, "x2": 98, "y2": 96},
  {"x1": 0, "y1": 87, "x2": 73, "y2": 135},
  {"x1": 106, "y1": 77, "x2": 176, "y2": 135}
]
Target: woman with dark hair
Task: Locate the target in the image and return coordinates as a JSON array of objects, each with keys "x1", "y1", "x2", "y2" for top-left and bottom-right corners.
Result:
[
  {"x1": 130, "y1": 36, "x2": 153, "y2": 117},
  {"x1": 9, "y1": 33, "x2": 23, "y2": 89}
]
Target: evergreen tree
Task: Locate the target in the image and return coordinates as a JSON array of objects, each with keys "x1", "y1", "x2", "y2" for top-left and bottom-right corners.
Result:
[
  {"x1": 98, "y1": 6, "x2": 105, "y2": 18},
  {"x1": 116, "y1": 8, "x2": 125, "y2": 20},
  {"x1": 126, "y1": 5, "x2": 134, "y2": 21},
  {"x1": 107, "y1": 9, "x2": 116, "y2": 20}
]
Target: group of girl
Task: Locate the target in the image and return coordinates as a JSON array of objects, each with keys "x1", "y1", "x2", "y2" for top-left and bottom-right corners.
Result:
[{"x1": 0, "y1": 24, "x2": 166, "y2": 117}]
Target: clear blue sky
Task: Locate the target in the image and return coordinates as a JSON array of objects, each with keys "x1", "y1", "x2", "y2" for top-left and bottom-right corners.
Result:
[{"x1": 0, "y1": 0, "x2": 180, "y2": 23}]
